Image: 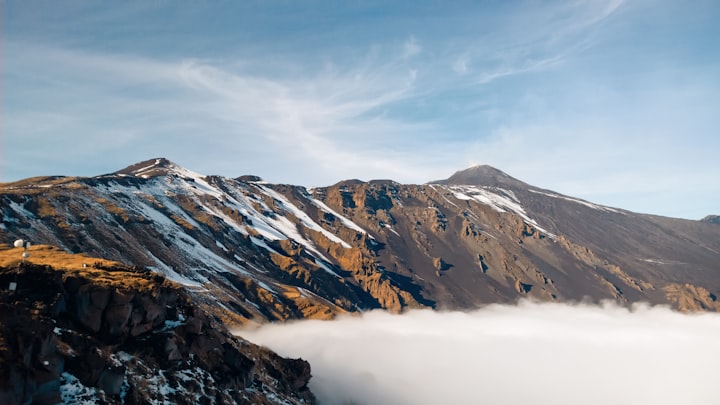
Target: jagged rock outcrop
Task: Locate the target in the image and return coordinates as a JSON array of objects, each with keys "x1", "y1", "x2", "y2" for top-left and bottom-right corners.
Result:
[{"x1": 0, "y1": 246, "x2": 314, "y2": 405}]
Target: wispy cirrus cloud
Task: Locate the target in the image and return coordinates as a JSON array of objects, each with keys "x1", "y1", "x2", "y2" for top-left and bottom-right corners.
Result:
[
  {"x1": 454, "y1": 0, "x2": 627, "y2": 85},
  {"x1": 0, "y1": 0, "x2": 636, "y2": 180},
  {"x1": 402, "y1": 36, "x2": 421, "y2": 59},
  {"x1": 473, "y1": 54, "x2": 565, "y2": 85},
  {"x1": 452, "y1": 53, "x2": 470, "y2": 75},
  {"x1": 3, "y1": 0, "x2": 718, "y2": 217},
  {"x1": 4, "y1": 39, "x2": 433, "y2": 183},
  {"x1": 172, "y1": 51, "x2": 429, "y2": 180}
]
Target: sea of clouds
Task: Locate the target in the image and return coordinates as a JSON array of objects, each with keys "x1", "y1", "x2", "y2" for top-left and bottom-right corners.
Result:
[{"x1": 239, "y1": 301, "x2": 720, "y2": 405}]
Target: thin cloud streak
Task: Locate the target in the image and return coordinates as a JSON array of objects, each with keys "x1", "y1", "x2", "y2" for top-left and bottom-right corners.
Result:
[
  {"x1": 462, "y1": 0, "x2": 626, "y2": 85},
  {"x1": 4, "y1": 41, "x2": 434, "y2": 183},
  {"x1": 174, "y1": 55, "x2": 428, "y2": 181},
  {"x1": 402, "y1": 36, "x2": 421, "y2": 59},
  {"x1": 3, "y1": 1, "x2": 718, "y2": 218},
  {"x1": 240, "y1": 301, "x2": 720, "y2": 405},
  {"x1": 473, "y1": 54, "x2": 566, "y2": 85}
]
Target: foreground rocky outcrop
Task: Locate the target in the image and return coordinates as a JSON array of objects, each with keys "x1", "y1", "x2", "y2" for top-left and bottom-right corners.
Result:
[{"x1": 0, "y1": 246, "x2": 314, "y2": 405}]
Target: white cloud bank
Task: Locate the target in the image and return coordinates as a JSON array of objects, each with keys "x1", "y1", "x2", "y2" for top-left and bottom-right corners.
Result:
[{"x1": 239, "y1": 301, "x2": 720, "y2": 405}]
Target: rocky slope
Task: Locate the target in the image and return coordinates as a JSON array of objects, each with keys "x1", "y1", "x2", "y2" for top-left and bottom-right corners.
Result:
[
  {"x1": 0, "y1": 244, "x2": 313, "y2": 405},
  {"x1": 1, "y1": 158, "x2": 718, "y2": 320}
]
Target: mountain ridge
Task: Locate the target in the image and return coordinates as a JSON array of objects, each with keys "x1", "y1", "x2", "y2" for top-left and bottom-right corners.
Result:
[
  {"x1": 3, "y1": 157, "x2": 716, "y2": 222},
  {"x1": 1, "y1": 157, "x2": 719, "y2": 321}
]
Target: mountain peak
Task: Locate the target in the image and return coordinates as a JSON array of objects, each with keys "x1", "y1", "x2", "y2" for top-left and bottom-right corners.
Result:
[
  {"x1": 465, "y1": 164, "x2": 513, "y2": 178},
  {"x1": 114, "y1": 158, "x2": 183, "y2": 178},
  {"x1": 431, "y1": 165, "x2": 529, "y2": 188}
]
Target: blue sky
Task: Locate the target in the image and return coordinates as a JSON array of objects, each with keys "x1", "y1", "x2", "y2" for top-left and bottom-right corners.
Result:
[{"x1": 3, "y1": 0, "x2": 719, "y2": 219}]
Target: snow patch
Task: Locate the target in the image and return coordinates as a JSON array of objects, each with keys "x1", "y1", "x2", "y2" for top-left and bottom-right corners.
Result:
[
  {"x1": 383, "y1": 224, "x2": 401, "y2": 237},
  {"x1": 429, "y1": 184, "x2": 459, "y2": 207},
  {"x1": 315, "y1": 259, "x2": 342, "y2": 278},
  {"x1": 8, "y1": 200, "x2": 36, "y2": 219},
  {"x1": 529, "y1": 189, "x2": 620, "y2": 213},
  {"x1": 258, "y1": 186, "x2": 353, "y2": 248},
  {"x1": 130, "y1": 161, "x2": 161, "y2": 176},
  {"x1": 639, "y1": 258, "x2": 667, "y2": 265},
  {"x1": 60, "y1": 372, "x2": 100, "y2": 404},
  {"x1": 249, "y1": 236, "x2": 279, "y2": 255},
  {"x1": 447, "y1": 185, "x2": 556, "y2": 238},
  {"x1": 145, "y1": 251, "x2": 206, "y2": 288},
  {"x1": 310, "y1": 197, "x2": 369, "y2": 236},
  {"x1": 255, "y1": 280, "x2": 278, "y2": 294}
]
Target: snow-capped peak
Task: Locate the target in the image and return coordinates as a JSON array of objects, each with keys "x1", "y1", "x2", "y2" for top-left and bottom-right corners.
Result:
[{"x1": 114, "y1": 158, "x2": 187, "y2": 178}]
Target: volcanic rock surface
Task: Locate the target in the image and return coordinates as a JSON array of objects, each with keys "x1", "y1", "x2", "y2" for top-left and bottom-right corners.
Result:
[
  {"x1": 1, "y1": 158, "x2": 719, "y2": 321},
  {"x1": 0, "y1": 245, "x2": 313, "y2": 405}
]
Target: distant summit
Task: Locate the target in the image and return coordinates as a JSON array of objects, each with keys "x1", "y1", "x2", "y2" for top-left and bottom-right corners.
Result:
[
  {"x1": 236, "y1": 175, "x2": 264, "y2": 182},
  {"x1": 114, "y1": 158, "x2": 180, "y2": 178},
  {"x1": 430, "y1": 164, "x2": 529, "y2": 189},
  {"x1": 701, "y1": 215, "x2": 720, "y2": 224}
]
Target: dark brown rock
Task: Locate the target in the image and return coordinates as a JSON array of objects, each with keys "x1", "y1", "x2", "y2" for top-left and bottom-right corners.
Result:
[{"x1": 0, "y1": 262, "x2": 316, "y2": 404}]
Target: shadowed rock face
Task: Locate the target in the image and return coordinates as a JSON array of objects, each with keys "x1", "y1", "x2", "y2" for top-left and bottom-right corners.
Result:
[
  {"x1": 0, "y1": 258, "x2": 314, "y2": 405},
  {"x1": 1, "y1": 158, "x2": 719, "y2": 322}
]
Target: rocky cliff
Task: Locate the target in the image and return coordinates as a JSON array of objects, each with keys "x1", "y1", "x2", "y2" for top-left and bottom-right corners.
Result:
[{"x1": 0, "y1": 245, "x2": 314, "y2": 405}]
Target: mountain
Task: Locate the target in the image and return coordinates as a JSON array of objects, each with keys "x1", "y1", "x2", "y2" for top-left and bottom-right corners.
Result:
[
  {"x1": 432, "y1": 164, "x2": 531, "y2": 189},
  {"x1": 0, "y1": 245, "x2": 313, "y2": 404},
  {"x1": 3, "y1": 158, "x2": 720, "y2": 403},
  {"x1": 1, "y1": 158, "x2": 719, "y2": 321}
]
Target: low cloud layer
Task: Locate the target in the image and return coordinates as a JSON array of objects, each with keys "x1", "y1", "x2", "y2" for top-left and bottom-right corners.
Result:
[{"x1": 239, "y1": 301, "x2": 720, "y2": 405}]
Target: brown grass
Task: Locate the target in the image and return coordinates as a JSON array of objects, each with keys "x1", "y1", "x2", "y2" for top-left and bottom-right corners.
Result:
[
  {"x1": 37, "y1": 198, "x2": 57, "y2": 217},
  {"x1": 170, "y1": 214, "x2": 195, "y2": 230},
  {"x1": 281, "y1": 286, "x2": 342, "y2": 320},
  {"x1": 95, "y1": 198, "x2": 130, "y2": 222},
  {"x1": 0, "y1": 176, "x2": 80, "y2": 192},
  {"x1": 0, "y1": 244, "x2": 125, "y2": 270},
  {"x1": 0, "y1": 244, "x2": 160, "y2": 290}
]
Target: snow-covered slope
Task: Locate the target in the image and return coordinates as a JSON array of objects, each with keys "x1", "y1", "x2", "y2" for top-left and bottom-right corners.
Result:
[{"x1": 2, "y1": 158, "x2": 719, "y2": 319}]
